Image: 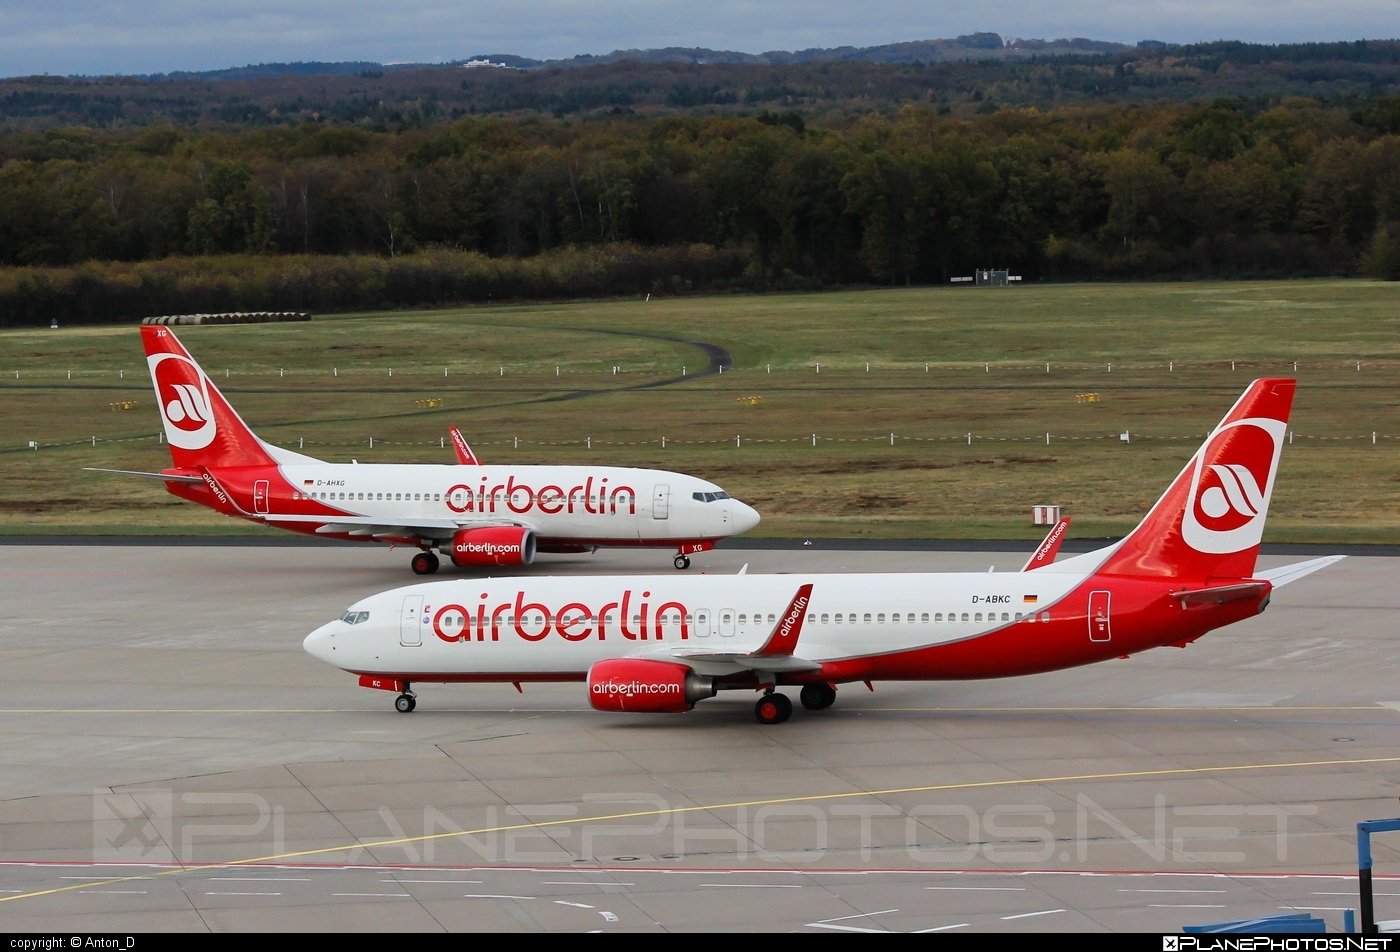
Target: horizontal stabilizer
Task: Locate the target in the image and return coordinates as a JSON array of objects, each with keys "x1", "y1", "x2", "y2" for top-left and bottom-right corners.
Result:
[
  {"x1": 1173, "y1": 582, "x2": 1268, "y2": 608},
  {"x1": 84, "y1": 467, "x2": 204, "y2": 485},
  {"x1": 1256, "y1": 555, "x2": 1346, "y2": 588}
]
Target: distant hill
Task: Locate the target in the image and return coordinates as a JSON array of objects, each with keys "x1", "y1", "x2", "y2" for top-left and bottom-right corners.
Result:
[
  {"x1": 60, "y1": 34, "x2": 1138, "y2": 82},
  {"x1": 460, "y1": 34, "x2": 1135, "y2": 71},
  {"x1": 3, "y1": 38, "x2": 1398, "y2": 130}
]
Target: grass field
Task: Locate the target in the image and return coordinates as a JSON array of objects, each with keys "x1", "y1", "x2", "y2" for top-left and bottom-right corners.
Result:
[{"x1": 3, "y1": 280, "x2": 1400, "y2": 542}]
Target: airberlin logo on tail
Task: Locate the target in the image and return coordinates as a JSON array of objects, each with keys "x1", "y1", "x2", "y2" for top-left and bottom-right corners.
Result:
[
  {"x1": 149, "y1": 353, "x2": 216, "y2": 450},
  {"x1": 1181, "y1": 418, "x2": 1286, "y2": 555}
]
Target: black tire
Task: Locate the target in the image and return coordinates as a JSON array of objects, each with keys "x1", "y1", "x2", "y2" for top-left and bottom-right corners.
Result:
[
  {"x1": 674, "y1": 555, "x2": 691, "y2": 570},
  {"x1": 395, "y1": 694, "x2": 414, "y2": 713},
  {"x1": 411, "y1": 552, "x2": 439, "y2": 575},
  {"x1": 800, "y1": 683, "x2": 837, "y2": 711},
  {"x1": 755, "y1": 692, "x2": 792, "y2": 724}
]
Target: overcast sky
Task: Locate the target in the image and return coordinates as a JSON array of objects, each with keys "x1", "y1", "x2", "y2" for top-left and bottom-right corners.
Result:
[{"x1": 2, "y1": 1, "x2": 1398, "y2": 78}]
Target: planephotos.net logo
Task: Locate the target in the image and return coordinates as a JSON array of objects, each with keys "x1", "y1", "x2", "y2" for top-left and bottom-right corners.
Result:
[{"x1": 1165, "y1": 939, "x2": 1392, "y2": 951}]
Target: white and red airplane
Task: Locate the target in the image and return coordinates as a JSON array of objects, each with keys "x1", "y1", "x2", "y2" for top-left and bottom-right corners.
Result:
[
  {"x1": 304, "y1": 377, "x2": 1343, "y2": 723},
  {"x1": 90, "y1": 326, "x2": 760, "y2": 574}
]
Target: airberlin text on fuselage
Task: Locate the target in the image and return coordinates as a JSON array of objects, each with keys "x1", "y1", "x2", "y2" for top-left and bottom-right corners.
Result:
[
  {"x1": 444, "y1": 475, "x2": 637, "y2": 516},
  {"x1": 431, "y1": 589, "x2": 688, "y2": 643}
]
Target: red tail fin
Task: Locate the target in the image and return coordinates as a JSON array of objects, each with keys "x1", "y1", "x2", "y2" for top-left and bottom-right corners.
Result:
[
  {"x1": 141, "y1": 326, "x2": 276, "y2": 470},
  {"x1": 1095, "y1": 378, "x2": 1295, "y2": 581}
]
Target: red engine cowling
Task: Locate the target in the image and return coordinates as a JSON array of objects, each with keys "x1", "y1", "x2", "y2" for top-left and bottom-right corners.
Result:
[
  {"x1": 445, "y1": 526, "x2": 537, "y2": 567},
  {"x1": 587, "y1": 658, "x2": 716, "y2": 714}
]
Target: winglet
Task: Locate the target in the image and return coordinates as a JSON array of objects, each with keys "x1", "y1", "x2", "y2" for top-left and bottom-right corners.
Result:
[
  {"x1": 753, "y1": 584, "x2": 814, "y2": 657},
  {"x1": 1022, "y1": 517, "x2": 1071, "y2": 571},
  {"x1": 448, "y1": 427, "x2": 481, "y2": 465}
]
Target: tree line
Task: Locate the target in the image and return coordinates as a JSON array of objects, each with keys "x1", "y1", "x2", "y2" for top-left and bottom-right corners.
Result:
[{"x1": 2, "y1": 95, "x2": 1400, "y2": 324}]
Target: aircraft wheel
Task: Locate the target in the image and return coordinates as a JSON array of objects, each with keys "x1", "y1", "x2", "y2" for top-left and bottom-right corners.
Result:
[
  {"x1": 395, "y1": 694, "x2": 416, "y2": 713},
  {"x1": 674, "y1": 555, "x2": 691, "y2": 570},
  {"x1": 411, "y1": 551, "x2": 439, "y2": 575},
  {"x1": 800, "y1": 683, "x2": 837, "y2": 711},
  {"x1": 755, "y1": 692, "x2": 792, "y2": 725}
]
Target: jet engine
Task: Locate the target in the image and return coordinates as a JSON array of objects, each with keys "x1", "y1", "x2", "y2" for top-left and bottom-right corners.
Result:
[
  {"x1": 587, "y1": 659, "x2": 716, "y2": 713},
  {"x1": 443, "y1": 526, "x2": 537, "y2": 567}
]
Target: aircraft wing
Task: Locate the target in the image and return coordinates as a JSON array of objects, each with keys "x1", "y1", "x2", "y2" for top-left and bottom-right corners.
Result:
[
  {"x1": 1256, "y1": 555, "x2": 1346, "y2": 588},
  {"x1": 263, "y1": 513, "x2": 463, "y2": 541},
  {"x1": 665, "y1": 647, "x2": 822, "y2": 673}
]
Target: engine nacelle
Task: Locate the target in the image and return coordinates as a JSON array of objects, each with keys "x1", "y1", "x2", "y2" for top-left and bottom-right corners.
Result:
[
  {"x1": 444, "y1": 526, "x2": 537, "y2": 567},
  {"x1": 587, "y1": 659, "x2": 716, "y2": 714}
]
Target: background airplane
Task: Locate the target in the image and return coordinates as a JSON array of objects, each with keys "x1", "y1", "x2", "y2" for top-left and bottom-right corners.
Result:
[
  {"x1": 305, "y1": 378, "x2": 1342, "y2": 722},
  {"x1": 90, "y1": 326, "x2": 760, "y2": 574}
]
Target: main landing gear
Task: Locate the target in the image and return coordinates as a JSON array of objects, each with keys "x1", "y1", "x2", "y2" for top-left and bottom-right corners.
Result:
[
  {"x1": 674, "y1": 554, "x2": 691, "y2": 570},
  {"x1": 800, "y1": 682, "x2": 837, "y2": 711},
  {"x1": 411, "y1": 551, "x2": 440, "y2": 575},
  {"x1": 754, "y1": 690, "x2": 793, "y2": 724},
  {"x1": 394, "y1": 685, "x2": 417, "y2": 713}
]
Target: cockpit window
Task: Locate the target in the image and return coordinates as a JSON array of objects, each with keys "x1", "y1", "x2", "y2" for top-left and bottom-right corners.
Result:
[
  {"x1": 339, "y1": 611, "x2": 370, "y2": 625},
  {"x1": 691, "y1": 491, "x2": 732, "y2": 503}
]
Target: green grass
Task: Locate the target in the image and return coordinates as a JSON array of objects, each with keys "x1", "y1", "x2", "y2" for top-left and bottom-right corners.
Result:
[{"x1": 4, "y1": 280, "x2": 1400, "y2": 542}]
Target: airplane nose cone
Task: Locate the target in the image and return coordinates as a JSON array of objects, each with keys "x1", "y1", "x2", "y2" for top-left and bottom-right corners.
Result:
[
  {"x1": 303, "y1": 622, "x2": 337, "y2": 664},
  {"x1": 734, "y1": 501, "x2": 761, "y2": 534}
]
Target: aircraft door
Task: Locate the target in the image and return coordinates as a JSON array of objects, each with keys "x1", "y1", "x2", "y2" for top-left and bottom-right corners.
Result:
[
  {"x1": 1088, "y1": 591, "x2": 1111, "y2": 643},
  {"x1": 401, "y1": 595, "x2": 424, "y2": 647},
  {"x1": 718, "y1": 608, "x2": 735, "y2": 638},
  {"x1": 253, "y1": 480, "x2": 269, "y2": 514},
  {"x1": 694, "y1": 609, "x2": 712, "y2": 638},
  {"x1": 653, "y1": 484, "x2": 670, "y2": 520}
]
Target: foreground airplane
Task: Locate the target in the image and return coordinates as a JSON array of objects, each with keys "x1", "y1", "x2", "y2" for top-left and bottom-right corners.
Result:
[
  {"x1": 304, "y1": 378, "x2": 1343, "y2": 723},
  {"x1": 91, "y1": 326, "x2": 760, "y2": 574}
]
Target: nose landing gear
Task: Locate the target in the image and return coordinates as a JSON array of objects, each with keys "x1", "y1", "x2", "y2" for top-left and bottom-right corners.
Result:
[
  {"x1": 674, "y1": 554, "x2": 691, "y2": 570},
  {"x1": 394, "y1": 686, "x2": 417, "y2": 713}
]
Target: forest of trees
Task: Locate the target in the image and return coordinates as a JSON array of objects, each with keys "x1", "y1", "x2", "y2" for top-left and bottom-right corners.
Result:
[{"x1": 3, "y1": 83, "x2": 1400, "y2": 323}]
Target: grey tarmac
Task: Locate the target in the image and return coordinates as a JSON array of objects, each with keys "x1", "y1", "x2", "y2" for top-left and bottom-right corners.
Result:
[{"x1": 0, "y1": 543, "x2": 1397, "y2": 933}]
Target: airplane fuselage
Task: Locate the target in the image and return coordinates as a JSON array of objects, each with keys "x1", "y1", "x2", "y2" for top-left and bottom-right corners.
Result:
[
  {"x1": 304, "y1": 566, "x2": 1268, "y2": 686},
  {"x1": 168, "y1": 462, "x2": 753, "y2": 549}
]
